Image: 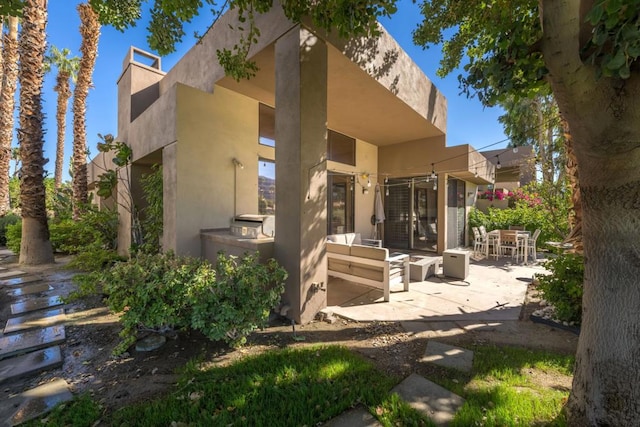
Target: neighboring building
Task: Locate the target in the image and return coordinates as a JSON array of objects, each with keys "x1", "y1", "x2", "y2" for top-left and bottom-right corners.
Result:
[
  {"x1": 88, "y1": 5, "x2": 494, "y2": 323},
  {"x1": 480, "y1": 146, "x2": 535, "y2": 190},
  {"x1": 475, "y1": 146, "x2": 535, "y2": 211}
]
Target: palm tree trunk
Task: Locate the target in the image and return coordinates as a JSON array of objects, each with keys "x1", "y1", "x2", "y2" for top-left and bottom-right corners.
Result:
[
  {"x1": 17, "y1": 0, "x2": 53, "y2": 264},
  {"x1": 563, "y1": 119, "x2": 582, "y2": 254},
  {"x1": 72, "y1": 3, "x2": 100, "y2": 219},
  {"x1": 54, "y1": 72, "x2": 71, "y2": 188},
  {"x1": 0, "y1": 16, "x2": 19, "y2": 215},
  {"x1": 0, "y1": 17, "x2": 4, "y2": 86}
]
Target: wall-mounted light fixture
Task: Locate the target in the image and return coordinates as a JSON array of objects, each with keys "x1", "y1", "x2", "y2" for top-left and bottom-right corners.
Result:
[{"x1": 232, "y1": 158, "x2": 244, "y2": 169}]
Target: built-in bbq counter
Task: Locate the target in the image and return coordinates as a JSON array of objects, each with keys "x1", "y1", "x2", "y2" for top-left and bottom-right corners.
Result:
[{"x1": 200, "y1": 229, "x2": 274, "y2": 264}]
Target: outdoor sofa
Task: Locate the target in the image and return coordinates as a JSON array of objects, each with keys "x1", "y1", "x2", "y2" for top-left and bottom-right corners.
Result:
[{"x1": 326, "y1": 233, "x2": 410, "y2": 301}]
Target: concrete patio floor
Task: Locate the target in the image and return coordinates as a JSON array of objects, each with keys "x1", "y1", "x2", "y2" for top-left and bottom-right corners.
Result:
[{"x1": 325, "y1": 253, "x2": 548, "y2": 324}]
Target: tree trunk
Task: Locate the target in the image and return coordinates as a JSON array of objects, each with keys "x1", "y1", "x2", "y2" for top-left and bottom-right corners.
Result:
[
  {"x1": 563, "y1": 121, "x2": 582, "y2": 254},
  {"x1": 17, "y1": 0, "x2": 53, "y2": 264},
  {"x1": 0, "y1": 17, "x2": 4, "y2": 87},
  {"x1": 54, "y1": 71, "x2": 71, "y2": 189},
  {"x1": 0, "y1": 16, "x2": 19, "y2": 215},
  {"x1": 541, "y1": 0, "x2": 640, "y2": 424},
  {"x1": 72, "y1": 3, "x2": 100, "y2": 219}
]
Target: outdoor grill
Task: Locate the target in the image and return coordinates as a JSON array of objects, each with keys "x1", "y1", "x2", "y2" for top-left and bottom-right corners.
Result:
[{"x1": 230, "y1": 214, "x2": 275, "y2": 238}]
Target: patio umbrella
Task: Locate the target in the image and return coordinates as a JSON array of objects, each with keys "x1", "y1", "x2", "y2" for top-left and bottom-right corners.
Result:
[
  {"x1": 374, "y1": 183, "x2": 385, "y2": 223},
  {"x1": 373, "y1": 183, "x2": 385, "y2": 240}
]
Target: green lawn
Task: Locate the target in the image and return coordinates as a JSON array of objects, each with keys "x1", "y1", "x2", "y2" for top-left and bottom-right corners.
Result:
[{"x1": 30, "y1": 344, "x2": 574, "y2": 427}]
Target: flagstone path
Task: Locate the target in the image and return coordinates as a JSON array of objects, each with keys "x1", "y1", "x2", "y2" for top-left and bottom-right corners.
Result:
[{"x1": 0, "y1": 258, "x2": 72, "y2": 426}]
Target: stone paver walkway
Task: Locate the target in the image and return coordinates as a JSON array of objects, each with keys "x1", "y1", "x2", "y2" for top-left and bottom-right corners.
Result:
[
  {"x1": 421, "y1": 341, "x2": 474, "y2": 373},
  {"x1": 0, "y1": 325, "x2": 66, "y2": 360},
  {"x1": 10, "y1": 296, "x2": 64, "y2": 316},
  {"x1": 392, "y1": 373, "x2": 465, "y2": 426},
  {"x1": 3, "y1": 308, "x2": 67, "y2": 334},
  {"x1": 1, "y1": 378, "x2": 72, "y2": 427},
  {"x1": 0, "y1": 260, "x2": 72, "y2": 425}
]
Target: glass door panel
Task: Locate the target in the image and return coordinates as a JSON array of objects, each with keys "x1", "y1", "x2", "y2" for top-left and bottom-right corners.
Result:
[
  {"x1": 328, "y1": 174, "x2": 354, "y2": 234},
  {"x1": 413, "y1": 179, "x2": 438, "y2": 252}
]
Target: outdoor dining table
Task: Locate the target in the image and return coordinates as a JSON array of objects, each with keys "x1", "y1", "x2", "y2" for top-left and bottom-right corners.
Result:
[{"x1": 485, "y1": 229, "x2": 530, "y2": 264}]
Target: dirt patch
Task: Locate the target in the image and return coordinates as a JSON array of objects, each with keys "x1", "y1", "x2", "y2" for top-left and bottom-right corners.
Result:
[{"x1": 0, "y1": 256, "x2": 579, "y2": 417}]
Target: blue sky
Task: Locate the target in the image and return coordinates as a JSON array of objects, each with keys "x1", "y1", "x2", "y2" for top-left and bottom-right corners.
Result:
[{"x1": 40, "y1": 0, "x2": 507, "y2": 181}]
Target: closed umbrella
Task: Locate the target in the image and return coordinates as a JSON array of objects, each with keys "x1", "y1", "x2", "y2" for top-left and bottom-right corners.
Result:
[
  {"x1": 373, "y1": 184, "x2": 385, "y2": 239},
  {"x1": 374, "y1": 183, "x2": 385, "y2": 223}
]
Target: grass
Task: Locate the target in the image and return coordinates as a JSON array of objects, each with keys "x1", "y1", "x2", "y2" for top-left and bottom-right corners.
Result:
[
  {"x1": 27, "y1": 344, "x2": 574, "y2": 427},
  {"x1": 429, "y1": 345, "x2": 575, "y2": 426}
]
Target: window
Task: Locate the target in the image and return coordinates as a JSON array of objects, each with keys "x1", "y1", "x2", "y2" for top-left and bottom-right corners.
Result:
[
  {"x1": 259, "y1": 103, "x2": 275, "y2": 147},
  {"x1": 328, "y1": 130, "x2": 355, "y2": 165},
  {"x1": 258, "y1": 159, "x2": 275, "y2": 214},
  {"x1": 328, "y1": 174, "x2": 354, "y2": 234}
]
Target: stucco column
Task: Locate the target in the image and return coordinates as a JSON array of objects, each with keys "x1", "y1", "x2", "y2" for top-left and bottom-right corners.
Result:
[
  {"x1": 274, "y1": 26, "x2": 328, "y2": 324},
  {"x1": 162, "y1": 143, "x2": 177, "y2": 253}
]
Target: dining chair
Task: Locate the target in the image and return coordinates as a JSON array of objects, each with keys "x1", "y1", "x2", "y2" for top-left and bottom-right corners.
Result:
[
  {"x1": 499, "y1": 230, "x2": 524, "y2": 261},
  {"x1": 472, "y1": 227, "x2": 487, "y2": 257},
  {"x1": 526, "y1": 229, "x2": 541, "y2": 261},
  {"x1": 508, "y1": 225, "x2": 525, "y2": 231}
]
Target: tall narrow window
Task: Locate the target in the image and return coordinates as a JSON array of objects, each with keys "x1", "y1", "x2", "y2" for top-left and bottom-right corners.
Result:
[
  {"x1": 328, "y1": 130, "x2": 355, "y2": 165},
  {"x1": 328, "y1": 174, "x2": 354, "y2": 234},
  {"x1": 259, "y1": 103, "x2": 275, "y2": 147},
  {"x1": 259, "y1": 159, "x2": 275, "y2": 214}
]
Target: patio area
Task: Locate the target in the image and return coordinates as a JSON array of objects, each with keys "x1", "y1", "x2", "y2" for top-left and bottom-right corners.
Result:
[{"x1": 325, "y1": 252, "x2": 548, "y2": 324}]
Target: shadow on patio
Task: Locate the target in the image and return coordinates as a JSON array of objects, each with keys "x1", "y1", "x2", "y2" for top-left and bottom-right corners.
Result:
[{"x1": 325, "y1": 255, "x2": 549, "y2": 324}]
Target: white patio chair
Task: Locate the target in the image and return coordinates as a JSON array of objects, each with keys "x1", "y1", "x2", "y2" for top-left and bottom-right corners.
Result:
[
  {"x1": 472, "y1": 227, "x2": 487, "y2": 257},
  {"x1": 526, "y1": 229, "x2": 541, "y2": 261}
]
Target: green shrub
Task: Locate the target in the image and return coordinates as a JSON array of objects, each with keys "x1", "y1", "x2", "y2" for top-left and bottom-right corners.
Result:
[
  {"x1": 0, "y1": 213, "x2": 20, "y2": 246},
  {"x1": 5, "y1": 206, "x2": 118, "y2": 264},
  {"x1": 537, "y1": 253, "x2": 584, "y2": 323},
  {"x1": 138, "y1": 164, "x2": 163, "y2": 254},
  {"x1": 469, "y1": 202, "x2": 566, "y2": 250},
  {"x1": 6, "y1": 221, "x2": 21, "y2": 254},
  {"x1": 189, "y1": 253, "x2": 287, "y2": 347},
  {"x1": 98, "y1": 251, "x2": 287, "y2": 354}
]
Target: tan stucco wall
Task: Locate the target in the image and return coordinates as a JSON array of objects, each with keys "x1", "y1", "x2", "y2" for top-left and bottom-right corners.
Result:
[
  {"x1": 170, "y1": 84, "x2": 260, "y2": 256},
  {"x1": 128, "y1": 85, "x2": 178, "y2": 162},
  {"x1": 326, "y1": 25, "x2": 447, "y2": 136},
  {"x1": 159, "y1": 6, "x2": 294, "y2": 96},
  {"x1": 326, "y1": 138, "x2": 378, "y2": 238},
  {"x1": 117, "y1": 61, "x2": 164, "y2": 141}
]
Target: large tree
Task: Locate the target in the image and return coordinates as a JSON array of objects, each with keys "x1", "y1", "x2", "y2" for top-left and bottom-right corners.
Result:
[
  {"x1": 0, "y1": 16, "x2": 19, "y2": 215},
  {"x1": 45, "y1": 45, "x2": 79, "y2": 189},
  {"x1": 17, "y1": 0, "x2": 53, "y2": 264},
  {"x1": 413, "y1": 0, "x2": 639, "y2": 424},
  {"x1": 71, "y1": 2, "x2": 100, "y2": 219}
]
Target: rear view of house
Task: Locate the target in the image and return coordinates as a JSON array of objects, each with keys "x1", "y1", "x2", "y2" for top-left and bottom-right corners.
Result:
[{"x1": 88, "y1": 5, "x2": 494, "y2": 323}]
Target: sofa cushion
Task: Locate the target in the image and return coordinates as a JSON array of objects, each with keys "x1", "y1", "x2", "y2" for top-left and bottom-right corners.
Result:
[
  {"x1": 326, "y1": 241, "x2": 351, "y2": 255},
  {"x1": 327, "y1": 234, "x2": 345, "y2": 244},
  {"x1": 344, "y1": 233, "x2": 360, "y2": 245},
  {"x1": 350, "y1": 244, "x2": 388, "y2": 260}
]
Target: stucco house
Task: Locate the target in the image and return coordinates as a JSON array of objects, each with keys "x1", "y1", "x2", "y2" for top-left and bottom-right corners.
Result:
[
  {"x1": 475, "y1": 146, "x2": 536, "y2": 211},
  {"x1": 88, "y1": 5, "x2": 494, "y2": 323}
]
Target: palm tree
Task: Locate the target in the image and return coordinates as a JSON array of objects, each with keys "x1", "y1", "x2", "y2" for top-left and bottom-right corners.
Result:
[
  {"x1": 44, "y1": 45, "x2": 79, "y2": 189},
  {"x1": 1, "y1": 17, "x2": 5, "y2": 86},
  {"x1": 17, "y1": 0, "x2": 53, "y2": 264},
  {"x1": 0, "y1": 16, "x2": 20, "y2": 215},
  {"x1": 72, "y1": 3, "x2": 100, "y2": 219}
]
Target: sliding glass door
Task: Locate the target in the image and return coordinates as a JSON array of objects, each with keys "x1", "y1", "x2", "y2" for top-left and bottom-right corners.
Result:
[{"x1": 384, "y1": 177, "x2": 438, "y2": 251}]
